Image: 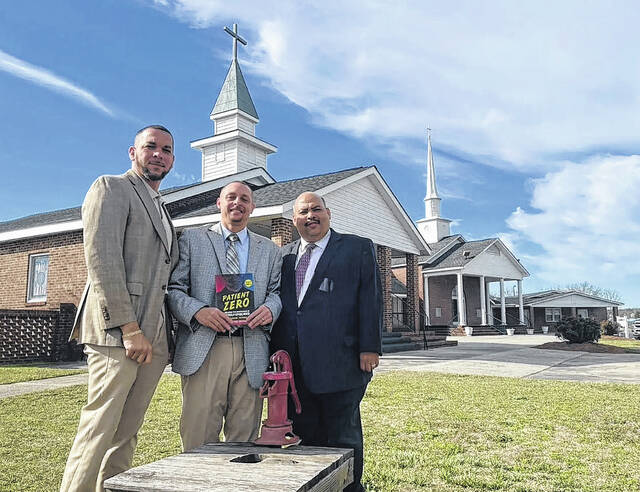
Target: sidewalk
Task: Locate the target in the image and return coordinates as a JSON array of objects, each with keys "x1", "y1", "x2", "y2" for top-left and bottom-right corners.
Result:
[
  {"x1": 2, "y1": 335, "x2": 640, "y2": 399},
  {"x1": 0, "y1": 362, "x2": 174, "y2": 399},
  {"x1": 378, "y1": 334, "x2": 640, "y2": 384}
]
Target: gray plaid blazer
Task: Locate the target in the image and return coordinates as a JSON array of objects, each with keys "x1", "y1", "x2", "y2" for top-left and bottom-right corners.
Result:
[{"x1": 167, "y1": 223, "x2": 282, "y2": 388}]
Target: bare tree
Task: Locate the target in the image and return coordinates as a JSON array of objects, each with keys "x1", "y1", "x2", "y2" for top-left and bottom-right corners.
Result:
[{"x1": 564, "y1": 282, "x2": 623, "y2": 302}]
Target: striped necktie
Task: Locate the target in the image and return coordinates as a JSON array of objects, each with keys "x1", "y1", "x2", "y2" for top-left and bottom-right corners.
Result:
[
  {"x1": 226, "y1": 233, "x2": 241, "y2": 274},
  {"x1": 296, "y1": 243, "x2": 316, "y2": 299}
]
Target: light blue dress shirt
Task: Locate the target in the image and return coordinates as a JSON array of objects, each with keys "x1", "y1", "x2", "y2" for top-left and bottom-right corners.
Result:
[{"x1": 220, "y1": 224, "x2": 250, "y2": 273}]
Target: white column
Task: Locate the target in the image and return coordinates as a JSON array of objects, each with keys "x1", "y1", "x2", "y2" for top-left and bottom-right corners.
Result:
[
  {"x1": 486, "y1": 280, "x2": 493, "y2": 325},
  {"x1": 500, "y1": 278, "x2": 506, "y2": 325},
  {"x1": 456, "y1": 272, "x2": 466, "y2": 326},
  {"x1": 518, "y1": 279, "x2": 525, "y2": 325},
  {"x1": 423, "y1": 274, "x2": 430, "y2": 326},
  {"x1": 480, "y1": 276, "x2": 487, "y2": 325}
]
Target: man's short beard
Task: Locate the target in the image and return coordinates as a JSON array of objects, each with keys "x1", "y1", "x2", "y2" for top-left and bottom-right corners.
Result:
[{"x1": 142, "y1": 167, "x2": 169, "y2": 181}]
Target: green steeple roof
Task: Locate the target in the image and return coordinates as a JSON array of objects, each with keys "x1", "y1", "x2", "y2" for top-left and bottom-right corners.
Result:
[{"x1": 211, "y1": 59, "x2": 259, "y2": 119}]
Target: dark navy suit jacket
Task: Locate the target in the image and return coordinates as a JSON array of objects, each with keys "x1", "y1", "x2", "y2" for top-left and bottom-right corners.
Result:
[{"x1": 271, "y1": 229, "x2": 382, "y2": 394}]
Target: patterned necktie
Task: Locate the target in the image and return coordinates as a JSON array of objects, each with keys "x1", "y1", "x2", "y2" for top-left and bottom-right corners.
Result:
[
  {"x1": 295, "y1": 243, "x2": 316, "y2": 299},
  {"x1": 226, "y1": 233, "x2": 241, "y2": 274}
]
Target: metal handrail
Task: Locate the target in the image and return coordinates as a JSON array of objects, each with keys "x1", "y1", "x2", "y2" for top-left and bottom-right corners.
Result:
[
  {"x1": 495, "y1": 309, "x2": 530, "y2": 328},
  {"x1": 390, "y1": 293, "x2": 429, "y2": 350}
]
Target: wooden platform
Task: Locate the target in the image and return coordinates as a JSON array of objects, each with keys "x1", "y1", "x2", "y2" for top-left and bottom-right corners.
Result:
[{"x1": 104, "y1": 442, "x2": 353, "y2": 492}]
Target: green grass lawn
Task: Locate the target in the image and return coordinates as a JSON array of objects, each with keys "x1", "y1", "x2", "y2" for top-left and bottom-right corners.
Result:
[
  {"x1": 599, "y1": 336, "x2": 640, "y2": 352},
  {"x1": 1, "y1": 372, "x2": 639, "y2": 491},
  {"x1": 0, "y1": 365, "x2": 86, "y2": 385}
]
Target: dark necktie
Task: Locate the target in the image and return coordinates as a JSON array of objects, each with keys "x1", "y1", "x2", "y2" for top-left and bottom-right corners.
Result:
[
  {"x1": 226, "y1": 233, "x2": 241, "y2": 274},
  {"x1": 295, "y1": 243, "x2": 316, "y2": 299}
]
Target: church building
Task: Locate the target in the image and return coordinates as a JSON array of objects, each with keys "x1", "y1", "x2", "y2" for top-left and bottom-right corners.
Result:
[{"x1": 0, "y1": 24, "x2": 430, "y2": 362}]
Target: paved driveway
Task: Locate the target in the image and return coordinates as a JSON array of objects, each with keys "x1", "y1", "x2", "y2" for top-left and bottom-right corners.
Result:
[{"x1": 378, "y1": 334, "x2": 640, "y2": 384}]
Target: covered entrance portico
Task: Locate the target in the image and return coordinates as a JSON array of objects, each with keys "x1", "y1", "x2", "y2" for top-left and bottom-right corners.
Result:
[{"x1": 421, "y1": 237, "x2": 530, "y2": 331}]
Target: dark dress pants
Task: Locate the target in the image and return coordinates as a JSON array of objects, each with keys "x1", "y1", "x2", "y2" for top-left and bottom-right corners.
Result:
[{"x1": 289, "y1": 379, "x2": 368, "y2": 492}]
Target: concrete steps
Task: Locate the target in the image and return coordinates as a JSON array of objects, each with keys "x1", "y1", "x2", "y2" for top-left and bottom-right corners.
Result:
[
  {"x1": 381, "y1": 332, "x2": 422, "y2": 353},
  {"x1": 467, "y1": 325, "x2": 503, "y2": 336},
  {"x1": 382, "y1": 331, "x2": 458, "y2": 353}
]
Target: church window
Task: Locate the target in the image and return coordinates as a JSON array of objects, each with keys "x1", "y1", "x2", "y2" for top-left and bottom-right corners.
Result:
[
  {"x1": 545, "y1": 308, "x2": 561, "y2": 322},
  {"x1": 27, "y1": 253, "x2": 49, "y2": 303}
]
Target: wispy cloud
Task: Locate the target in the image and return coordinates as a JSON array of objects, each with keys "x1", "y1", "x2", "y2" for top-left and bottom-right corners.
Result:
[
  {"x1": 504, "y1": 154, "x2": 640, "y2": 303},
  {"x1": 0, "y1": 49, "x2": 114, "y2": 117},
  {"x1": 149, "y1": 1, "x2": 640, "y2": 303},
  {"x1": 168, "y1": 170, "x2": 198, "y2": 185},
  {"x1": 149, "y1": 0, "x2": 640, "y2": 174}
]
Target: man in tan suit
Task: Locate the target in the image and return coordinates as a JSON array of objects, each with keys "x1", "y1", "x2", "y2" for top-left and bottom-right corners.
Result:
[{"x1": 60, "y1": 125, "x2": 178, "y2": 492}]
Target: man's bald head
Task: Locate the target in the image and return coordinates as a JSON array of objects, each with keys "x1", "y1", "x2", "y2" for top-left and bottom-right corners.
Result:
[{"x1": 293, "y1": 192, "x2": 331, "y2": 242}]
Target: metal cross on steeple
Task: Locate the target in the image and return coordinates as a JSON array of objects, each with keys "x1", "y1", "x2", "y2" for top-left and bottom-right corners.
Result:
[{"x1": 224, "y1": 23, "x2": 247, "y2": 61}]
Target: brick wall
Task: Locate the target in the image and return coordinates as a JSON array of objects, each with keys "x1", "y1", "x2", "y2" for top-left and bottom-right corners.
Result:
[
  {"x1": 392, "y1": 265, "x2": 425, "y2": 300},
  {"x1": 428, "y1": 276, "x2": 457, "y2": 325},
  {"x1": 0, "y1": 304, "x2": 81, "y2": 363},
  {"x1": 376, "y1": 245, "x2": 392, "y2": 333},
  {"x1": 405, "y1": 254, "x2": 419, "y2": 332},
  {"x1": 463, "y1": 277, "x2": 482, "y2": 325},
  {"x1": 0, "y1": 231, "x2": 87, "y2": 310},
  {"x1": 591, "y1": 307, "x2": 608, "y2": 321},
  {"x1": 270, "y1": 217, "x2": 293, "y2": 247},
  {"x1": 426, "y1": 274, "x2": 481, "y2": 326}
]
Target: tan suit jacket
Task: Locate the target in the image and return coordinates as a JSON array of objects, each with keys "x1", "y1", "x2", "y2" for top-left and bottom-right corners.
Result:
[{"x1": 71, "y1": 169, "x2": 179, "y2": 347}]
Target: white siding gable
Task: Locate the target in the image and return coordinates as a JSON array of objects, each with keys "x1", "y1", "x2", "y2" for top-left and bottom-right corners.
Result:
[
  {"x1": 536, "y1": 294, "x2": 614, "y2": 308},
  {"x1": 322, "y1": 176, "x2": 419, "y2": 254},
  {"x1": 463, "y1": 244, "x2": 525, "y2": 279}
]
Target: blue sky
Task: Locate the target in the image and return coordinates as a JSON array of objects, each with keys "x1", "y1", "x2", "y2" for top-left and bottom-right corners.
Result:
[{"x1": 2, "y1": 1, "x2": 640, "y2": 306}]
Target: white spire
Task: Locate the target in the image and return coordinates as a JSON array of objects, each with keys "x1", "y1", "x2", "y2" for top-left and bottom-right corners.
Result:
[
  {"x1": 425, "y1": 129, "x2": 439, "y2": 200},
  {"x1": 424, "y1": 129, "x2": 441, "y2": 218},
  {"x1": 416, "y1": 129, "x2": 451, "y2": 243}
]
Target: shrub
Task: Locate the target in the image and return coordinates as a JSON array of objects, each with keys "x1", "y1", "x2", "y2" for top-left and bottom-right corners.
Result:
[
  {"x1": 600, "y1": 320, "x2": 620, "y2": 336},
  {"x1": 556, "y1": 317, "x2": 601, "y2": 343}
]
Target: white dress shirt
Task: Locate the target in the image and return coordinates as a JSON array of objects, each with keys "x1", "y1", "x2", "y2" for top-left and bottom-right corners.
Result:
[
  {"x1": 296, "y1": 230, "x2": 331, "y2": 305},
  {"x1": 140, "y1": 176, "x2": 172, "y2": 253}
]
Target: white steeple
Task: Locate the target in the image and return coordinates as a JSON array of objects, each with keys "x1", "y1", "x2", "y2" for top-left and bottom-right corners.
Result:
[
  {"x1": 416, "y1": 130, "x2": 451, "y2": 243},
  {"x1": 424, "y1": 130, "x2": 441, "y2": 217},
  {"x1": 191, "y1": 23, "x2": 277, "y2": 183}
]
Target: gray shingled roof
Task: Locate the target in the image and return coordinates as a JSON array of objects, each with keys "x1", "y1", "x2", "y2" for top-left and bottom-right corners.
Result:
[
  {"x1": 423, "y1": 238, "x2": 496, "y2": 269},
  {"x1": 428, "y1": 235, "x2": 463, "y2": 256},
  {"x1": 174, "y1": 167, "x2": 367, "y2": 219},
  {"x1": 211, "y1": 60, "x2": 258, "y2": 119},
  {"x1": 0, "y1": 167, "x2": 370, "y2": 232},
  {"x1": 0, "y1": 207, "x2": 82, "y2": 233},
  {"x1": 0, "y1": 178, "x2": 205, "y2": 233},
  {"x1": 389, "y1": 234, "x2": 463, "y2": 267}
]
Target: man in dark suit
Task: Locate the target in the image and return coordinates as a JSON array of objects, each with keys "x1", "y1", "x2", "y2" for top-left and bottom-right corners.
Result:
[{"x1": 271, "y1": 191, "x2": 382, "y2": 492}]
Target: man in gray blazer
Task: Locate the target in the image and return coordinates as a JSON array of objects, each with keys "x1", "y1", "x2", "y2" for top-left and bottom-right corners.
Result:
[
  {"x1": 61, "y1": 125, "x2": 178, "y2": 492},
  {"x1": 168, "y1": 181, "x2": 282, "y2": 450}
]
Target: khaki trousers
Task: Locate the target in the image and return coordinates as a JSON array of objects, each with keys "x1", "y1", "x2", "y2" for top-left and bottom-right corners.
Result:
[
  {"x1": 60, "y1": 322, "x2": 168, "y2": 492},
  {"x1": 180, "y1": 336, "x2": 263, "y2": 450}
]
